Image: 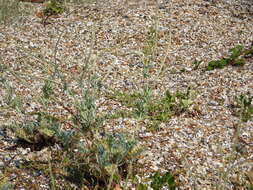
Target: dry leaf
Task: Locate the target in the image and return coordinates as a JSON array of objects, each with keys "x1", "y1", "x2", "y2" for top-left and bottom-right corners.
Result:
[{"x1": 36, "y1": 11, "x2": 45, "y2": 18}]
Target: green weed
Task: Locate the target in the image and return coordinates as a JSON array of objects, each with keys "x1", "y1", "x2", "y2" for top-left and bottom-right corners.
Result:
[
  {"x1": 109, "y1": 87, "x2": 195, "y2": 125},
  {"x1": 60, "y1": 133, "x2": 141, "y2": 189},
  {"x1": 207, "y1": 45, "x2": 253, "y2": 70},
  {"x1": 43, "y1": 0, "x2": 65, "y2": 17},
  {"x1": 207, "y1": 58, "x2": 229, "y2": 70},
  {"x1": 150, "y1": 172, "x2": 176, "y2": 190}
]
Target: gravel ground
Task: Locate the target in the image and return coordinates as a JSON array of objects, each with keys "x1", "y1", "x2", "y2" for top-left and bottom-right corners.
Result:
[{"x1": 0, "y1": 0, "x2": 253, "y2": 189}]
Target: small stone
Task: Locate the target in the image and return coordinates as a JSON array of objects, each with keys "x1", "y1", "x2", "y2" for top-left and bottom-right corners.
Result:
[{"x1": 208, "y1": 101, "x2": 219, "y2": 106}]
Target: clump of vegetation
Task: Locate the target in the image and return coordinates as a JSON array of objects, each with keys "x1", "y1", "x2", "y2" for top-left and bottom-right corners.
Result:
[
  {"x1": 43, "y1": 0, "x2": 65, "y2": 17},
  {"x1": 9, "y1": 112, "x2": 60, "y2": 150},
  {"x1": 206, "y1": 44, "x2": 253, "y2": 70},
  {"x1": 150, "y1": 172, "x2": 176, "y2": 190},
  {"x1": 109, "y1": 87, "x2": 195, "y2": 123},
  {"x1": 0, "y1": 49, "x2": 143, "y2": 189},
  {"x1": 136, "y1": 172, "x2": 176, "y2": 190},
  {"x1": 62, "y1": 133, "x2": 141, "y2": 189},
  {"x1": 38, "y1": 0, "x2": 65, "y2": 25}
]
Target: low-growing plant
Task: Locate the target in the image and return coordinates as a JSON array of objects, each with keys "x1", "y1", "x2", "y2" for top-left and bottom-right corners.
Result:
[
  {"x1": 62, "y1": 133, "x2": 141, "y2": 189},
  {"x1": 207, "y1": 58, "x2": 229, "y2": 70},
  {"x1": 206, "y1": 44, "x2": 253, "y2": 70},
  {"x1": 43, "y1": 0, "x2": 65, "y2": 17},
  {"x1": 2, "y1": 73, "x2": 143, "y2": 188},
  {"x1": 9, "y1": 112, "x2": 60, "y2": 150},
  {"x1": 150, "y1": 172, "x2": 176, "y2": 190},
  {"x1": 38, "y1": 0, "x2": 66, "y2": 25},
  {"x1": 0, "y1": 41, "x2": 143, "y2": 189},
  {"x1": 109, "y1": 87, "x2": 195, "y2": 124}
]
